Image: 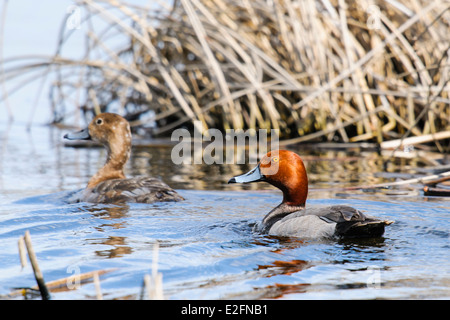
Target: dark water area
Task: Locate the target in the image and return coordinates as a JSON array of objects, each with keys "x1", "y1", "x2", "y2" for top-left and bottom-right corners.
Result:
[{"x1": 0, "y1": 122, "x2": 449, "y2": 299}]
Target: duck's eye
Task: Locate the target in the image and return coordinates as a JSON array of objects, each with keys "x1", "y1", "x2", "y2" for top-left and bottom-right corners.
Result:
[
  {"x1": 96, "y1": 118, "x2": 103, "y2": 125},
  {"x1": 272, "y1": 157, "x2": 279, "y2": 163}
]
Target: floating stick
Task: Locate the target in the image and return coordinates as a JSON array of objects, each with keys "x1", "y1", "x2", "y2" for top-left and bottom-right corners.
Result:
[{"x1": 423, "y1": 186, "x2": 450, "y2": 197}]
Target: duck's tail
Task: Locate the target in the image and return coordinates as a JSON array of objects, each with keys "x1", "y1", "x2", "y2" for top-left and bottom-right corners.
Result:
[{"x1": 335, "y1": 219, "x2": 394, "y2": 238}]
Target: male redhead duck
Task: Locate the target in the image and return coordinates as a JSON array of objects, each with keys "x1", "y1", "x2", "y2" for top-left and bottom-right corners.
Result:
[
  {"x1": 228, "y1": 150, "x2": 393, "y2": 239},
  {"x1": 64, "y1": 112, "x2": 184, "y2": 204}
]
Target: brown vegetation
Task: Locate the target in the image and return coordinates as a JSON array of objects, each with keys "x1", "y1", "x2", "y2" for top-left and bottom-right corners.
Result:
[{"x1": 2, "y1": 0, "x2": 450, "y2": 145}]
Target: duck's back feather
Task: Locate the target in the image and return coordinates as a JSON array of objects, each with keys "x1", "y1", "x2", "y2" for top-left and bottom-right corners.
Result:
[{"x1": 68, "y1": 176, "x2": 184, "y2": 204}]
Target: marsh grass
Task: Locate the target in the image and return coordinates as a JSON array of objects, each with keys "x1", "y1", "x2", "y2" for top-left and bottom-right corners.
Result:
[{"x1": 1, "y1": 0, "x2": 449, "y2": 146}]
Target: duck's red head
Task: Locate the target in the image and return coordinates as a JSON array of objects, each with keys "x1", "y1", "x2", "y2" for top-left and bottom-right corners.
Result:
[{"x1": 228, "y1": 150, "x2": 308, "y2": 207}]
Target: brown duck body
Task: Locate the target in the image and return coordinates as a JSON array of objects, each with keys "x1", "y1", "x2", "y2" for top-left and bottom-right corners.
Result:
[
  {"x1": 69, "y1": 176, "x2": 184, "y2": 204},
  {"x1": 64, "y1": 113, "x2": 183, "y2": 204}
]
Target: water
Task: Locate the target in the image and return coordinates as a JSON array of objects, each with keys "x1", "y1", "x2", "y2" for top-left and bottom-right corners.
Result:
[
  {"x1": 0, "y1": 123, "x2": 449, "y2": 300},
  {"x1": 1, "y1": 0, "x2": 449, "y2": 301}
]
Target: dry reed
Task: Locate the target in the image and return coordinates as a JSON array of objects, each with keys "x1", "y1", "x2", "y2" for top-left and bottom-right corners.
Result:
[{"x1": 1, "y1": 0, "x2": 450, "y2": 146}]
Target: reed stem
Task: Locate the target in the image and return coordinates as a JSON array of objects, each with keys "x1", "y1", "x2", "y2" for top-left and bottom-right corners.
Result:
[{"x1": 24, "y1": 231, "x2": 51, "y2": 300}]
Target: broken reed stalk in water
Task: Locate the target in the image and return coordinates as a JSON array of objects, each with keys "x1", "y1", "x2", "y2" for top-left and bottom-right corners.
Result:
[
  {"x1": 13, "y1": 231, "x2": 113, "y2": 300},
  {"x1": 7, "y1": 268, "x2": 116, "y2": 299},
  {"x1": 338, "y1": 170, "x2": 450, "y2": 191},
  {"x1": 1, "y1": 0, "x2": 449, "y2": 147},
  {"x1": 423, "y1": 186, "x2": 450, "y2": 197},
  {"x1": 18, "y1": 236, "x2": 27, "y2": 269},
  {"x1": 23, "y1": 231, "x2": 51, "y2": 300},
  {"x1": 140, "y1": 241, "x2": 164, "y2": 300}
]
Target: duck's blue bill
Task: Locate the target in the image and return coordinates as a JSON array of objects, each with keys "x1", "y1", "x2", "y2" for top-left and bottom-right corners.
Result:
[
  {"x1": 228, "y1": 164, "x2": 265, "y2": 184},
  {"x1": 64, "y1": 128, "x2": 91, "y2": 140}
]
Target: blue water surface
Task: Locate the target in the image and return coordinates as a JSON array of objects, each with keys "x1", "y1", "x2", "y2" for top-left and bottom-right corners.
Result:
[
  {"x1": 1, "y1": 159, "x2": 449, "y2": 299},
  {"x1": 1, "y1": 0, "x2": 449, "y2": 300}
]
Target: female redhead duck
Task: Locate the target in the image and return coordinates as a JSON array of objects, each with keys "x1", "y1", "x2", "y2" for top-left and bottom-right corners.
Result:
[
  {"x1": 64, "y1": 112, "x2": 184, "y2": 204},
  {"x1": 228, "y1": 150, "x2": 393, "y2": 239}
]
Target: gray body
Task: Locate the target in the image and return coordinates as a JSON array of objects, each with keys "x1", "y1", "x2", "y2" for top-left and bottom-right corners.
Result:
[{"x1": 254, "y1": 205, "x2": 393, "y2": 239}]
